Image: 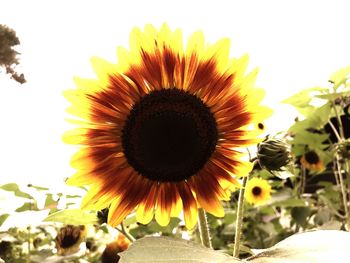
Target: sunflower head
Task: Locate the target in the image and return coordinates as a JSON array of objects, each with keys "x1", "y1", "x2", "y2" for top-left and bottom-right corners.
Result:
[
  {"x1": 257, "y1": 137, "x2": 291, "y2": 172},
  {"x1": 245, "y1": 177, "x2": 272, "y2": 205},
  {"x1": 256, "y1": 122, "x2": 266, "y2": 132},
  {"x1": 0, "y1": 240, "x2": 12, "y2": 261},
  {"x1": 64, "y1": 24, "x2": 271, "y2": 229},
  {"x1": 101, "y1": 234, "x2": 130, "y2": 263},
  {"x1": 300, "y1": 150, "x2": 325, "y2": 172},
  {"x1": 55, "y1": 225, "x2": 87, "y2": 255},
  {"x1": 97, "y1": 208, "x2": 109, "y2": 225}
]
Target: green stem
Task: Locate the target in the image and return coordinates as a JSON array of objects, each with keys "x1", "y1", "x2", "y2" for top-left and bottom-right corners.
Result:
[
  {"x1": 328, "y1": 120, "x2": 343, "y2": 143},
  {"x1": 331, "y1": 100, "x2": 350, "y2": 230},
  {"x1": 299, "y1": 167, "x2": 306, "y2": 198},
  {"x1": 27, "y1": 226, "x2": 31, "y2": 263},
  {"x1": 332, "y1": 100, "x2": 345, "y2": 140},
  {"x1": 233, "y1": 174, "x2": 249, "y2": 258},
  {"x1": 119, "y1": 222, "x2": 136, "y2": 242},
  {"x1": 198, "y1": 208, "x2": 212, "y2": 248},
  {"x1": 336, "y1": 154, "x2": 350, "y2": 230}
]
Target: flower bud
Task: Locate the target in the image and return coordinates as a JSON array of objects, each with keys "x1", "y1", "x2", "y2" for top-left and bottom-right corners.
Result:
[{"x1": 257, "y1": 138, "x2": 291, "y2": 171}]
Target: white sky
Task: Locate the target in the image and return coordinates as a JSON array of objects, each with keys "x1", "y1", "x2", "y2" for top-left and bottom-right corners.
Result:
[{"x1": 1, "y1": 0, "x2": 350, "y2": 191}]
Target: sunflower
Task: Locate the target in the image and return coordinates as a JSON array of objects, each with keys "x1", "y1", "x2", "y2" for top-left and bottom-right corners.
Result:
[
  {"x1": 256, "y1": 122, "x2": 266, "y2": 132},
  {"x1": 300, "y1": 150, "x2": 325, "y2": 172},
  {"x1": 64, "y1": 24, "x2": 271, "y2": 229},
  {"x1": 55, "y1": 225, "x2": 87, "y2": 256},
  {"x1": 245, "y1": 177, "x2": 272, "y2": 205}
]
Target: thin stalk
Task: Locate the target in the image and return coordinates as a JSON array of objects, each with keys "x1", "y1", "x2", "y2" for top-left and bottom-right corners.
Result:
[
  {"x1": 198, "y1": 208, "x2": 212, "y2": 248},
  {"x1": 118, "y1": 222, "x2": 136, "y2": 242},
  {"x1": 233, "y1": 174, "x2": 249, "y2": 258},
  {"x1": 27, "y1": 196, "x2": 34, "y2": 263},
  {"x1": 27, "y1": 226, "x2": 31, "y2": 263},
  {"x1": 333, "y1": 159, "x2": 340, "y2": 189},
  {"x1": 331, "y1": 100, "x2": 350, "y2": 229},
  {"x1": 332, "y1": 100, "x2": 345, "y2": 140},
  {"x1": 335, "y1": 154, "x2": 350, "y2": 230},
  {"x1": 328, "y1": 120, "x2": 343, "y2": 143},
  {"x1": 299, "y1": 166, "x2": 306, "y2": 198}
]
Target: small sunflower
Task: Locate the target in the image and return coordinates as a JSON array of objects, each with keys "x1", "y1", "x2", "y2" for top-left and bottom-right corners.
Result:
[
  {"x1": 101, "y1": 234, "x2": 130, "y2": 263},
  {"x1": 245, "y1": 177, "x2": 272, "y2": 205},
  {"x1": 256, "y1": 122, "x2": 266, "y2": 132},
  {"x1": 55, "y1": 225, "x2": 87, "y2": 256},
  {"x1": 64, "y1": 24, "x2": 271, "y2": 229},
  {"x1": 300, "y1": 150, "x2": 325, "y2": 172}
]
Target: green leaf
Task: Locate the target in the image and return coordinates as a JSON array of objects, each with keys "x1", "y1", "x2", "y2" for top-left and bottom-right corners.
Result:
[
  {"x1": 0, "y1": 183, "x2": 33, "y2": 199},
  {"x1": 291, "y1": 207, "x2": 311, "y2": 227},
  {"x1": 281, "y1": 89, "x2": 312, "y2": 108},
  {"x1": 247, "y1": 230, "x2": 350, "y2": 262},
  {"x1": 314, "y1": 91, "x2": 350, "y2": 100},
  {"x1": 329, "y1": 65, "x2": 350, "y2": 89},
  {"x1": 314, "y1": 209, "x2": 331, "y2": 226},
  {"x1": 272, "y1": 198, "x2": 307, "y2": 207},
  {"x1": 282, "y1": 87, "x2": 328, "y2": 108},
  {"x1": 1, "y1": 183, "x2": 21, "y2": 191},
  {"x1": 123, "y1": 214, "x2": 137, "y2": 227},
  {"x1": 15, "y1": 202, "x2": 39, "y2": 212},
  {"x1": 289, "y1": 102, "x2": 332, "y2": 134},
  {"x1": 119, "y1": 236, "x2": 242, "y2": 263},
  {"x1": 292, "y1": 131, "x2": 329, "y2": 150},
  {"x1": 66, "y1": 195, "x2": 82, "y2": 198},
  {"x1": 44, "y1": 194, "x2": 58, "y2": 209},
  {"x1": 0, "y1": 214, "x2": 9, "y2": 227},
  {"x1": 27, "y1": 184, "x2": 49, "y2": 191},
  {"x1": 43, "y1": 209, "x2": 98, "y2": 225}
]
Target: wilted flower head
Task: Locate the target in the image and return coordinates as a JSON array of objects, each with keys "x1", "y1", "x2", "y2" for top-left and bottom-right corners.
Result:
[
  {"x1": 97, "y1": 208, "x2": 109, "y2": 225},
  {"x1": 55, "y1": 225, "x2": 87, "y2": 256},
  {"x1": 101, "y1": 234, "x2": 130, "y2": 263},
  {"x1": 257, "y1": 137, "x2": 291, "y2": 172},
  {"x1": 0, "y1": 240, "x2": 12, "y2": 261}
]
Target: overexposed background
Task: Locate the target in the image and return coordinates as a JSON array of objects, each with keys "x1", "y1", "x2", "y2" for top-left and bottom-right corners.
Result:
[{"x1": 1, "y1": 0, "x2": 350, "y2": 190}]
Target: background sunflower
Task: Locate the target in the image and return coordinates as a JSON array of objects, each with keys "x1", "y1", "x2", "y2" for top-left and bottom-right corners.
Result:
[
  {"x1": 300, "y1": 150, "x2": 325, "y2": 172},
  {"x1": 245, "y1": 177, "x2": 272, "y2": 205}
]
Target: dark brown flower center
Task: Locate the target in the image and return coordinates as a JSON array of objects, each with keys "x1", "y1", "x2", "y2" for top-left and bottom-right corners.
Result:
[
  {"x1": 252, "y1": 186, "x2": 262, "y2": 196},
  {"x1": 122, "y1": 88, "x2": 218, "y2": 182},
  {"x1": 61, "y1": 235, "x2": 80, "y2": 248},
  {"x1": 304, "y1": 151, "x2": 319, "y2": 164}
]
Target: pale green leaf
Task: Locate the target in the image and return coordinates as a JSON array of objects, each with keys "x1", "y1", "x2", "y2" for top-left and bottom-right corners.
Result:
[
  {"x1": 0, "y1": 183, "x2": 33, "y2": 199},
  {"x1": 65, "y1": 195, "x2": 81, "y2": 198},
  {"x1": 0, "y1": 214, "x2": 9, "y2": 227},
  {"x1": 15, "y1": 202, "x2": 39, "y2": 212},
  {"x1": 27, "y1": 184, "x2": 49, "y2": 191},
  {"x1": 119, "y1": 236, "x2": 242, "y2": 263},
  {"x1": 123, "y1": 214, "x2": 137, "y2": 227},
  {"x1": 293, "y1": 105, "x2": 317, "y2": 117},
  {"x1": 315, "y1": 91, "x2": 350, "y2": 100},
  {"x1": 271, "y1": 198, "x2": 307, "y2": 207},
  {"x1": 292, "y1": 131, "x2": 329, "y2": 150},
  {"x1": 282, "y1": 87, "x2": 328, "y2": 109},
  {"x1": 329, "y1": 65, "x2": 350, "y2": 89},
  {"x1": 281, "y1": 89, "x2": 312, "y2": 108},
  {"x1": 247, "y1": 230, "x2": 350, "y2": 262},
  {"x1": 44, "y1": 194, "x2": 58, "y2": 210},
  {"x1": 43, "y1": 209, "x2": 98, "y2": 225},
  {"x1": 289, "y1": 102, "x2": 332, "y2": 134}
]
